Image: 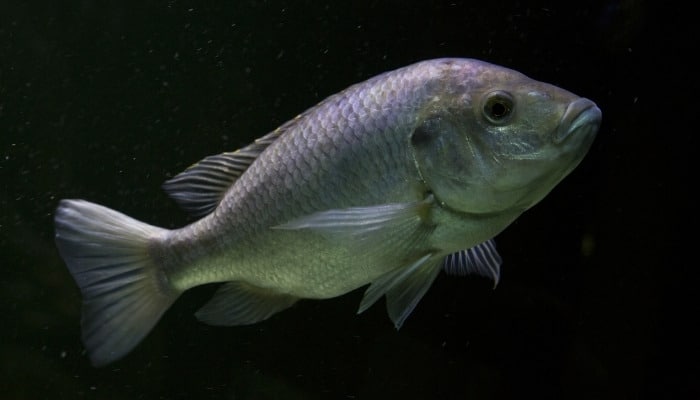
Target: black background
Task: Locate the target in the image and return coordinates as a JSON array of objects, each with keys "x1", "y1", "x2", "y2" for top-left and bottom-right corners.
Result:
[{"x1": 1, "y1": 1, "x2": 694, "y2": 399}]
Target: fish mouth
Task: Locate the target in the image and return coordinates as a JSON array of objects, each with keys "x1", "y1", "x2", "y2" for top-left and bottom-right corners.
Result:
[{"x1": 554, "y1": 98, "x2": 602, "y2": 144}]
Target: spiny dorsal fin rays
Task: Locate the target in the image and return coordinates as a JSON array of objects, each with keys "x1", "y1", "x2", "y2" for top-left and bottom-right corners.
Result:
[
  {"x1": 356, "y1": 238, "x2": 501, "y2": 329},
  {"x1": 442, "y1": 238, "x2": 502, "y2": 288},
  {"x1": 161, "y1": 126, "x2": 290, "y2": 218}
]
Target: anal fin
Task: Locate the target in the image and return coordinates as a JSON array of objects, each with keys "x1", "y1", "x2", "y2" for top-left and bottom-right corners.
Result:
[{"x1": 195, "y1": 281, "x2": 298, "y2": 326}]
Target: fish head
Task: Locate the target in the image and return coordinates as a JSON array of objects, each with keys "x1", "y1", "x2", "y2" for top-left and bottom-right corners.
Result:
[{"x1": 411, "y1": 60, "x2": 601, "y2": 215}]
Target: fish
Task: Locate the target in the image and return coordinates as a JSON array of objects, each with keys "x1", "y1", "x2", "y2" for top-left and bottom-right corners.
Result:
[{"x1": 54, "y1": 58, "x2": 601, "y2": 366}]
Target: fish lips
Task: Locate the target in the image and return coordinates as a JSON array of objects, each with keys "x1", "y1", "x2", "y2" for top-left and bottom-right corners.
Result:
[{"x1": 555, "y1": 98, "x2": 602, "y2": 144}]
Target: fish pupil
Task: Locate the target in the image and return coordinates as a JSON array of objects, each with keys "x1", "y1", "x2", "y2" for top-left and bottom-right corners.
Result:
[
  {"x1": 482, "y1": 91, "x2": 515, "y2": 124},
  {"x1": 490, "y1": 102, "x2": 508, "y2": 118},
  {"x1": 411, "y1": 122, "x2": 437, "y2": 146}
]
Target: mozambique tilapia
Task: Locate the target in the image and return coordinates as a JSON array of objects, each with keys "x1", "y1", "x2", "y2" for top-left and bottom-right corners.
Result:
[{"x1": 55, "y1": 58, "x2": 601, "y2": 366}]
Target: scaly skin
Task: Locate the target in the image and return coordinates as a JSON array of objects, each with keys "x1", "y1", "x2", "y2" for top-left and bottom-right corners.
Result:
[
  {"x1": 55, "y1": 58, "x2": 601, "y2": 366},
  {"x1": 158, "y1": 58, "x2": 597, "y2": 299}
]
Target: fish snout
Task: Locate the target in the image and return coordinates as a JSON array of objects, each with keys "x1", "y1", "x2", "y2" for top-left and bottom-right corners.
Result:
[{"x1": 555, "y1": 98, "x2": 602, "y2": 144}]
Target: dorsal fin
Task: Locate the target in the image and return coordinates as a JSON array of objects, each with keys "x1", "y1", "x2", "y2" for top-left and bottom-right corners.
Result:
[
  {"x1": 162, "y1": 125, "x2": 289, "y2": 218},
  {"x1": 442, "y1": 238, "x2": 502, "y2": 287}
]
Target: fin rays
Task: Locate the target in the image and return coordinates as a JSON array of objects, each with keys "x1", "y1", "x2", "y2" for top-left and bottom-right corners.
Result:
[
  {"x1": 195, "y1": 281, "x2": 298, "y2": 326},
  {"x1": 162, "y1": 127, "x2": 289, "y2": 218},
  {"x1": 54, "y1": 199, "x2": 179, "y2": 366},
  {"x1": 442, "y1": 239, "x2": 502, "y2": 287}
]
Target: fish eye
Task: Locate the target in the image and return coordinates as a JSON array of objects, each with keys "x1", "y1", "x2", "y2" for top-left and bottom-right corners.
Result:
[{"x1": 482, "y1": 91, "x2": 514, "y2": 125}]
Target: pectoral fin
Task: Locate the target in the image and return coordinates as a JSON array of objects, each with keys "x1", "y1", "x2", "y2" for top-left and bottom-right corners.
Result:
[
  {"x1": 273, "y1": 196, "x2": 435, "y2": 259},
  {"x1": 274, "y1": 197, "x2": 439, "y2": 329},
  {"x1": 195, "y1": 281, "x2": 298, "y2": 326}
]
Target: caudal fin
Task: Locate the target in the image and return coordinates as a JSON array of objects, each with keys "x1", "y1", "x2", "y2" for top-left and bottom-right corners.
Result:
[{"x1": 54, "y1": 199, "x2": 179, "y2": 366}]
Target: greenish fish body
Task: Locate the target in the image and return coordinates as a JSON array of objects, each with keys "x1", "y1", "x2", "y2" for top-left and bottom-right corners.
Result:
[{"x1": 55, "y1": 58, "x2": 601, "y2": 366}]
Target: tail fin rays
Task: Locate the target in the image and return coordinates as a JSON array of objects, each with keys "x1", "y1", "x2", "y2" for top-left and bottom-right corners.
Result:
[{"x1": 55, "y1": 199, "x2": 179, "y2": 366}]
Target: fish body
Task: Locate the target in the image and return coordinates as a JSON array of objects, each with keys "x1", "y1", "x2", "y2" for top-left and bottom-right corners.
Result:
[{"x1": 55, "y1": 58, "x2": 601, "y2": 366}]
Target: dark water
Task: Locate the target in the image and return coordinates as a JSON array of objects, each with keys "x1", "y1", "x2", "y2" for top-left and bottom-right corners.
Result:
[{"x1": 1, "y1": 1, "x2": 693, "y2": 399}]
